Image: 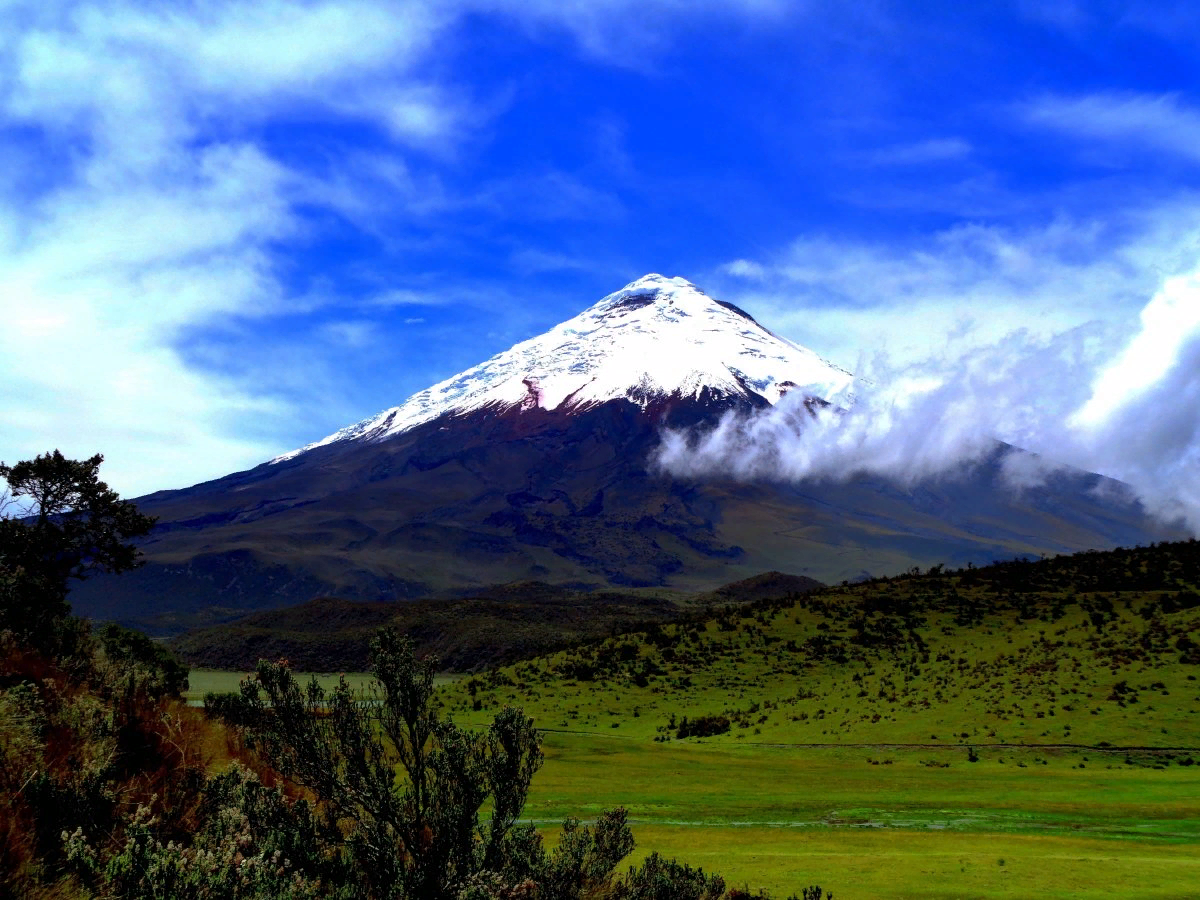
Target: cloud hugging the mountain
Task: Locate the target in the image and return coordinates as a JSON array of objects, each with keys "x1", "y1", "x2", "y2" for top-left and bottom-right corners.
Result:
[{"x1": 656, "y1": 270, "x2": 1200, "y2": 532}]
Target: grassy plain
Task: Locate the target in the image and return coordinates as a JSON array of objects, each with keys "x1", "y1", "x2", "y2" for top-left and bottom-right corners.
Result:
[
  {"x1": 518, "y1": 732, "x2": 1200, "y2": 897},
  {"x1": 434, "y1": 544, "x2": 1200, "y2": 897},
  {"x1": 619, "y1": 826, "x2": 1199, "y2": 900}
]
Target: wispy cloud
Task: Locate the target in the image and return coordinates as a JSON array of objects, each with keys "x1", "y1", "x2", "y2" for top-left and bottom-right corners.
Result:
[
  {"x1": 720, "y1": 259, "x2": 768, "y2": 280},
  {"x1": 656, "y1": 326, "x2": 1100, "y2": 489},
  {"x1": 481, "y1": 0, "x2": 794, "y2": 60},
  {"x1": 861, "y1": 137, "x2": 972, "y2": 166},
  {"x1": 657, "y1": 284, "x2": 1200, "y2": 529},
  {"x1": 0, "y1": 1, "x2": 481, "y2": 494},
  {"x1": 509, "y1": 248, "x2": 595, "y2": 275},
  {"x1": 475, "y1": 171, "x2": 626, "y2": 222},
  {"x1": 319, "y1": 320, "x2": 378, "y2": 348},
  {"x1": 712, "y1": 207, "x2": 1200, "y2": 370},
  {"x1": 1021, "y1": 91, "x2": 1200, "y2": 163}
]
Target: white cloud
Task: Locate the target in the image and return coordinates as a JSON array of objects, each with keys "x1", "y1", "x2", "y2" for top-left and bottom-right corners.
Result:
[
  {"x1": 5, "y1": 1, "x2": 456, "y2": 143},
  {"x1": 0, "y1": 1, "x2": 458, "y2": 496},
  {"x1": 712, "y1": 209, "x2": 1200, "y2": 371},
  {"x1": 656, "y1": 303, "x2": 1200, "y2": 528},
  {"x1": 320, "y1": 320, "x2": 378, "y2": 348},
  {"x1": 655, "y1": 326, "x2": 1102, "y2": 490},
  {"x1": 1064, "y1": 274, "x2": 1200, "y2": 526},
  {"x1": 0, "y1": 141, "x2": 295, "y2": 495},
  {"x1": 861, "y1": 137, "x2": 972, "y2": 166},
  {"x1": 666, "y1": 215, "x2": 1200, "y2": 531},
  {"x1": 509, "y1": 248, "x2": 594, "y2": 275},
  {"x1": 1072, "y1": 273, "x2": 1200, "y2": 427},
  {"x1": 1021, "y1": 91, "x2": 1200, "y2": 163},
  {"x1": 720, "y1": 258, "x2": 767, "y2": 280}
]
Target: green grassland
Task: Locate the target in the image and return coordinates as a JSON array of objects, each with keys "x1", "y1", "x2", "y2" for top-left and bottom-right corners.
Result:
[
  {"x1": 431, "y1": 542, "x2": 1200, "y2": 897},
  {"x1": 619, "y1": 826, "x2": 1199, "y2": 900}
]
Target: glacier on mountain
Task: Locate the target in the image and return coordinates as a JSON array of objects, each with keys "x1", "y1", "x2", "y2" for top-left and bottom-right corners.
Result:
[{"x1": 271, "y1": 274, "x2": 854, "y2": 463}]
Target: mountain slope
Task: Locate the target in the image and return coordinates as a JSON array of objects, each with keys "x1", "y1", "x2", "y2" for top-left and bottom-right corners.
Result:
[{"x1": 70, "y1": 275, "x2": 1182, "y2": 635}]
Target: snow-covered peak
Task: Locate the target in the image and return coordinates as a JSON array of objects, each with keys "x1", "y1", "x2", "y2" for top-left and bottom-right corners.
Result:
[{"x1": 272, "y1": 275, "x2": 854, "y2": 462}]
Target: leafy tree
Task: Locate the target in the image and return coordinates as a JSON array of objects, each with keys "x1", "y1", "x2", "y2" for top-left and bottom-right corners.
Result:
[
  {"x1": 0, "y1": 450, "x2": 155, "y2": 648},
  {"x1": 227, "y1": 628, "x2": 582, "y2": 900},
  {"x1": 206, "y1": 628, "x2": 749, "y2": 900},
  {"x1": 98, "y1": 621, "x2": 190, "y2": 697}
]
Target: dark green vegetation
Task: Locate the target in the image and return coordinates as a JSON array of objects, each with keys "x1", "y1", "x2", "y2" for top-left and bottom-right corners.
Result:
[
  {"x1": 70, "y1": 399, "x2": 1178, "y2": 635},
  {"x1": 170, "y1": 573, "x2": 825, "y2": 672},
  {"x1": 7, "y1": 617, "x2": 807, "y2": 899},
  {"x1": 197, "y1": 631, "x2": 785, "y2": 900},
  {"x1": 0, "y1": 452, "x2": 824, "y2": 899}
]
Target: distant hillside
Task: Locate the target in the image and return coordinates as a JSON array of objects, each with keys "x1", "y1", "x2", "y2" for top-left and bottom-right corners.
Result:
[
  {"x1": 440, "y1": 540, "x2": 1200, "y2": 751},
  {"x1": 698, "y1": 570, "x2": 825, "y2": 604},
  {"x1": 169, "y1": 572, "x2": 827, "y2": 672}
]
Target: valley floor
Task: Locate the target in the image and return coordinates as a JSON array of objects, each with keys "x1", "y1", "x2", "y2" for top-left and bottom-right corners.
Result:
[
  {"x1": 432, "y1": 551, "x2": 1200, "y2": 899},
  {"x1": 525, "y1": 732, "x2": 1200, "y2": 899}
]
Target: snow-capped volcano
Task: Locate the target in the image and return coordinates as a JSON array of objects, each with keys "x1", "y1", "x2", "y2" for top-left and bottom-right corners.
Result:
[
  {"x1": 75, "y1": 275, "x2": 1179, "y2": 629},
  {"x1": 274, "y1": 274, "x2": 854, "y2": 462}
]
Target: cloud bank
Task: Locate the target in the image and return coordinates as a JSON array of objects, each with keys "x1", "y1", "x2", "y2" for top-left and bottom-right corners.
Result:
[{"x1": 662, "y1": 264, "x2": 1200, "y2": 533}]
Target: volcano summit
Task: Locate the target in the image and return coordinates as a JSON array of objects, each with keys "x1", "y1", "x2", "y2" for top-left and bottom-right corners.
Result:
[
  {"x1": 273, "y1": 274, "x2": 854, "y2": 462},
  {"x1": 73, "y1": 275, "x2": 1178, "y2": 635}
]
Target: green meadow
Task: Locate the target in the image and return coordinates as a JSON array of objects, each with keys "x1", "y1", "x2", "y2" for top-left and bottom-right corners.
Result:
[
  {"x1": 431, "y1": 546, "x2": 1200, "y2": 897},
  {"x1": 617, "y1": 826, "x2": 1199, "y2": 900},
  {"x1": 516, "y1": 733, "x2": 1200, "y2": 898}
]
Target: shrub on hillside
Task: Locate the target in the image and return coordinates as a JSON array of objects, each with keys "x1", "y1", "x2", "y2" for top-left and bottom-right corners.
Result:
[
  {"x1": 611, "y1": 852, "x2": 725, "y2": 900},
  {"x1": 675, "y1": 714, "x2": 731, "y2": 739}
]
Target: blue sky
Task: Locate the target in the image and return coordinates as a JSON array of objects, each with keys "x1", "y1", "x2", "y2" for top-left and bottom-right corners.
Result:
[{"x1": 3, "y1": 0, "x2": 1200, "y2": 515}]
